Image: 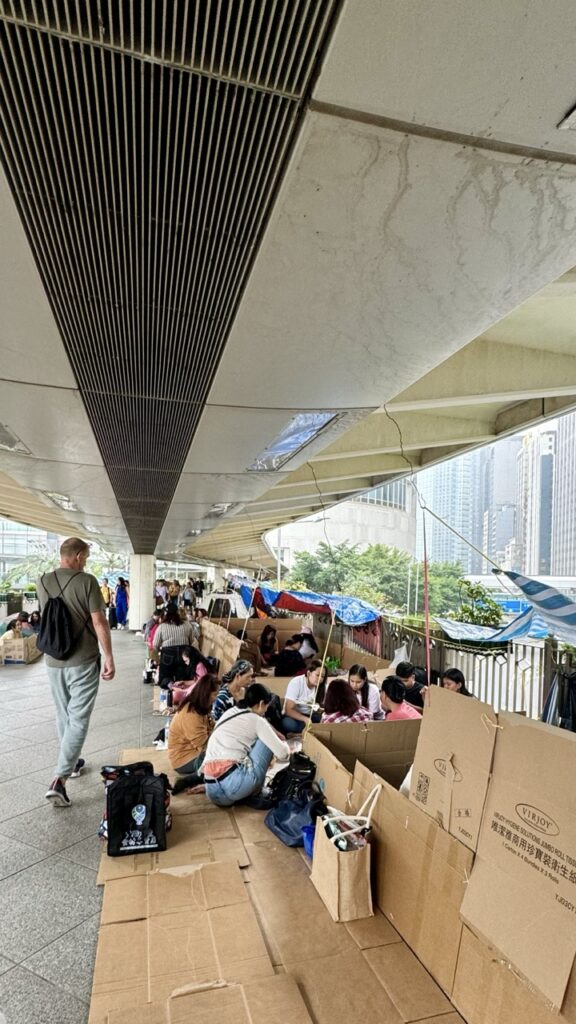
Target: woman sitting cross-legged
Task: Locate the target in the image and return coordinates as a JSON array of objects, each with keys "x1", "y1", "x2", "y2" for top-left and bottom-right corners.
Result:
[
  {"x1": 168, "y1": 674, "x2": 220, "y2": 794},
  {"x1": 203, "y1": 683, "x2": 290, "y2": 808},
  {"x1": 321, "y1": 677, "x2": 373, "y2": 724}
]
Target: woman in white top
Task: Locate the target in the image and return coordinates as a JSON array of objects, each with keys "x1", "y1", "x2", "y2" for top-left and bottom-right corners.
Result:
[
  {"x1": 348, "y1": 664, "x2": 383, "y2": 720},
  {"x1": 203, "y1": 683, "x2": 290, "y2": 807},
  {"x1": 282, "y1": 660, "x2": 327, "y2": 734}
]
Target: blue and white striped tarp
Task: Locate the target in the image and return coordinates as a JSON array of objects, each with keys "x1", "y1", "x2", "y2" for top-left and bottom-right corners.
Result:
[
  {"x1": 434, "y1": 605, "x2": 548, "y2": 644},
  {"x1": 497, "y1": 570, "x2": 576, "y2": 644}
]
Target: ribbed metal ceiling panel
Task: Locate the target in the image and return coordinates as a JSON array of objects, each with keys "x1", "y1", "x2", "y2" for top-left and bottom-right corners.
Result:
[{"x1": 0, "y1": 0, "x2": 340, "y2": 551}]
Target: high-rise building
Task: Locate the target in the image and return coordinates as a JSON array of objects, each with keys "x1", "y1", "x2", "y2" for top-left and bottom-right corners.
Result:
[
  {"x1": 552, "y1": 412, "x2": 576, "y2": 575},
  {"x1": 416, "y1": 455, "x2": 475, "y2": 570},
  {"x1": 517, "y1": 430, "x2": 555, "y2": 574},
  {"x1": 0, "y1": 518, "x2": 60, "y2": 578}
]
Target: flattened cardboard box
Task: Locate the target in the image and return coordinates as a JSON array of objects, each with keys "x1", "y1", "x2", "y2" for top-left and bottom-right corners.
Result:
[
  {"x1": 452, "y1": 926, "x2": 576, "y2": 1024},
  {"x1": 101, "y1": 861, "x2": 248, "y2": 924},
  {"x1": 461, "y1": 712, "x2": 576, "y2": 1010},
  {"x1": 409, "y1": 686, "x2": 498, "y2": 851},
  {"x1": 105, "y1": 974, "x2": 314, "y2": 1024},
  {"x1": 352, "y1": 760, "x2": 473, "y2": 997},
  {"x1": 90, "y1": 863, "x2": 273, "y2": 1024},
  {"x1": 309, "y1": 719, "x2": 421, "y2": 789}
]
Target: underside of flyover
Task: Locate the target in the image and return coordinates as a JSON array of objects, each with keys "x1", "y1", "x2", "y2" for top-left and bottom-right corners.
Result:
[{"x1": 2, "y1": 1, "x2": 576, "y2": 570}]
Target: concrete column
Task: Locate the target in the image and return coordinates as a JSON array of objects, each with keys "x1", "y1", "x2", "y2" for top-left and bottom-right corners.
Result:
[{"x1": 128, "y1": 554, "x2": 156, "y2": 631}]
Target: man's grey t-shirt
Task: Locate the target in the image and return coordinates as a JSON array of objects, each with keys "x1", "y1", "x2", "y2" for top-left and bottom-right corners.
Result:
[{"x1": 37, "y1": 569, "x2": 105, "y2": 667}]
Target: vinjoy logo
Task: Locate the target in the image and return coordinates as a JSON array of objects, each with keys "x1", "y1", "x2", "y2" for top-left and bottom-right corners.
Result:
[
  {"x1": 433, "y1": 758, "x2": 462, "y2": 782},
  {"x1": 515, "y1": 803, "x2": 560, "y2": 837}
]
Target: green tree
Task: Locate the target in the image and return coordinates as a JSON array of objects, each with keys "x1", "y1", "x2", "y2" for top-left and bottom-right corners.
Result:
[
  {"x1": 0, "y1": 543, "x2": 128, "y2": 590},
  {"x1": 287, "y1": 541, "x2": 464, "y2": 616},
  {"x1": 287, "y1": 541, "x2": 360, "y2": 594},
  {"x1": 452, "y1": 580, "x2": 503, "y2": 627}
]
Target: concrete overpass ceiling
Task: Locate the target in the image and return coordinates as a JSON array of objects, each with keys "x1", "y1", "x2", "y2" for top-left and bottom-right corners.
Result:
[{"x1": 1, "y1": 4, "x2": 576, "y2": 566}]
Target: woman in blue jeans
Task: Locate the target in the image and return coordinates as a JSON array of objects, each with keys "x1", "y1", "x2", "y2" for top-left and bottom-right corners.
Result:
[{"x1": 203, "y1": 684, "x2": 290, "y2": 807}]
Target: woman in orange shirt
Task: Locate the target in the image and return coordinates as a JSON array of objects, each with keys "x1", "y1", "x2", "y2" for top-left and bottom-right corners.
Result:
[{"x1": 168, "y1": 674, "x2": 219, "y2": 792}]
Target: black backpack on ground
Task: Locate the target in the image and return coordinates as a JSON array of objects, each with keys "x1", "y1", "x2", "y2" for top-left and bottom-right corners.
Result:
[
  {"x1": 269, "y1": 751, "x2": 317, "y2": 805},
  {"x1": 37, "y1": 571, "x2": 89, "y2": 660},
  {"x1": 102, "y1": 761, "x2": 171, "y2": 857}
]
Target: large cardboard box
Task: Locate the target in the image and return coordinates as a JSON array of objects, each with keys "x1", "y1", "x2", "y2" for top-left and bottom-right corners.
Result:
[
  {"x1": 461, "y1": 712, "x2": 576, "y2": 1010},
  {"x1": 200, "y1": 620, "x2": 241, "y2": 675},
  {"x1": 0, "y1": 633, "x2": 41, "y2": 663},
  {"x1": 352, "y1": 761, "x2": 474, "y2": 997},
  {"x1": 453, "y1": 926, "x2": 576, "y2": 1024},
  {"x1": 307, "y1": 719, "x2": 421, "y2": 788},
  {"x1": 409, "y1": 686, "x2": 498, "y2": 852}
]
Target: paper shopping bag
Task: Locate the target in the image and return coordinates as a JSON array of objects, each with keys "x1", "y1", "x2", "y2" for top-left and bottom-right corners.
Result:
[
  {"x1": 310, "y1": 821, "x2": 373, "y2": 922},
  {"x1": 310, "y1": 784, "x2": 380, "y2": 922}
]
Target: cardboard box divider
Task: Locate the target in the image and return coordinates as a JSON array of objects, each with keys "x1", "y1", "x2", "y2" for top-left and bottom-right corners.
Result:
[
  {"x1": 200, "y1": 619, "x2": 241, "y2": 676},
  {"x1": 461, "y1": 710, "x2": 576, "y2": 1012},
  {"x1": 408, "y1": 686, "x2": 498, "y2": 852},
  {"x1": 305, "y1": 718, "x2": 421, "y2": 790}
]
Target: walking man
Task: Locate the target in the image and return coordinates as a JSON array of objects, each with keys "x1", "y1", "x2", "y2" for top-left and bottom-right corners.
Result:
[{"x1": 38, "y1": 537, "x2": 115, "y2": 807}]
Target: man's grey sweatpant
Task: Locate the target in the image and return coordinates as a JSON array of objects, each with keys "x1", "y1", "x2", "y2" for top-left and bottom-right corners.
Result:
[{"x1": 47, "y1": 661, "x2": 100, "y2": 777}]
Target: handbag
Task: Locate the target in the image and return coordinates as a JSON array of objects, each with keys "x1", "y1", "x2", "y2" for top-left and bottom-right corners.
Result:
[
  {"x1": 268, "y1": 751, "x2": 316, "y2": 805},
  {"x1": 264, "y1": 782, "x2": 327, "y2": 847},
  {"x1": 98, "y1": 762, "x2": 172, "y2": 856},
  {"x1": 310, "y1": 784, "x2": 381, "y2": 922}
]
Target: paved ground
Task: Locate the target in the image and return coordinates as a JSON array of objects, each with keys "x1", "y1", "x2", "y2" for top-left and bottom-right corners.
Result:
[{"x1": 0, "y1": 632, "x2": 154, "y2": 1024}]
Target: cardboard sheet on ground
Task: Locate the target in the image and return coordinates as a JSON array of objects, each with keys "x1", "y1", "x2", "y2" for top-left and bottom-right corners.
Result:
[
  {"x1": 105, "y1": 974, "x2": 314, "y2": 1024},
  {"x1": 90, "y1": 863, "x2": 273, "y2": 1024},
  {"x1": 101, "y1": 861, "x2": 248, "y2": 924},
  {"x1": 461, "y1": 712, "x2": 576, "y2": 1009},
  {"x1": 409, "y1": 686, "x2": 498, "y2": 851},
  {"x1": 307, "y1": 719, "x2": 421, "y2": 788},
  {"x1": 351, "y1": 761, "x2": 473, "y2": 996}
]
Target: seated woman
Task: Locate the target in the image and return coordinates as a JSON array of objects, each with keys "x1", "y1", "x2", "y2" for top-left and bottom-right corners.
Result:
[
  {"x1": 212, "y1": 659, "x2": 254, "y2": 721},
  {"x1": 282, "y1": 659, "x2": 327, "y2": 734},
  {"x1": 152, "y1": 607, "x2": 200, "y2": 688},
  {"x1": 169, "y1": 674, "x2": 220, "y2": 793},
  {"x1": 299, "y1": 625, "x2": 319, "y2": 661},
  {"x1": 259, "y1": 624, "x2": 278, "y2": 667},
  {"x1": 274, "y1": 635, "x2": 306, "y2": 677},
  {"x1": 28, "y1": 610, "x2": 41, "y2": 634},
  {"x1": 348, "y1": 664, "x2": 383, "y2": 720},
  {"x1": 321, "y1": 677, "x2": 373, "y2": 724},
  {"x1": 203, "y1": 683, "x2": 290, "y2": 808},
  {"x1": 380, "y1": 677, "x2": 423, "y2": 720},
  {"x1": 441, "y1": 667, "x2": 474, "y2": 697}
]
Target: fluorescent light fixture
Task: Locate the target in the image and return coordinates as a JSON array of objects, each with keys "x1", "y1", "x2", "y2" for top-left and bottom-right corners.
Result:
[
  {"x1": 207, "y1": 502, "x2": 233, "y2": 516},
  {"x1": 186, "y1": 529, "x2": 202, "y2": 537},
  {"x1": 45, "y1": 491, "x2": 80, "y2": 513},
  {"x1": 84, "y1": 524, "x2": 102, "y2": 534},
  {"x1": 248, "y1": 412, "x2": 339, "y2": 471},
  {"x1": 0, "y1": 423, "x2": 31, "y2": 455}
]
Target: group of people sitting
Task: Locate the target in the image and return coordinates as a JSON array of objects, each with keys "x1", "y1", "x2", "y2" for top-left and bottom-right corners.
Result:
[
  {"x1": 258, "y1": 625, "x2": 319, "y2": 675},
  {"x1": 0, "y1": 610, "x2": 41, "y2": 638},
  {"x1": 164, "y1": 650, "x2": 473, "y2": 806}
]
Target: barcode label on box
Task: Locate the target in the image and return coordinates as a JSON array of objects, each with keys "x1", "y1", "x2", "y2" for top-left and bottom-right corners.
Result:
[{"x1": 415, "y1": 771, "x2": 430, "y2": 805}]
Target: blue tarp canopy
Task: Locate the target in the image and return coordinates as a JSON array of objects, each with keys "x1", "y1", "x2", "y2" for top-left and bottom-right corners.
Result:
[
  {"x1": 434, "y1": 605, "x2": 550, "y2": 644},
  {"x1": 238, "y1": 583, "x2": 381, "y2": 627}
]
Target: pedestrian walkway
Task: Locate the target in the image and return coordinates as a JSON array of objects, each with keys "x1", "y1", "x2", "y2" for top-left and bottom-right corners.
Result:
[{"x1": 0, "y1": 632, "x2": 154, "y2": 1024}]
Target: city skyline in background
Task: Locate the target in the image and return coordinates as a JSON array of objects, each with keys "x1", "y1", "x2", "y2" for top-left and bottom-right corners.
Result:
[
  {"x1": 416, "y1": 410, "x2": 575, "y2": 575},
  {"x1": 1, "y1": 410, "x2": 575, "y2": 583}
]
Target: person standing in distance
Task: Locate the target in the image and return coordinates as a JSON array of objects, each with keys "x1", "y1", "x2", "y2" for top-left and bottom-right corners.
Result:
[{"x1": 38, "y1": 537, "x2": 115, "y2": 807}]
